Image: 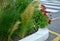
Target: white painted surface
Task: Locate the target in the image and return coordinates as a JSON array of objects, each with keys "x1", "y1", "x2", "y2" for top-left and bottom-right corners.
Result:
[
  {"x1": 40, "y1": 0, "x2": 47, "y2": 1},
  {"x1": 52, "y1": 17, "x2": 60, "y2": 21},
  {"x1": 19, "y1": 28, "x2": 49, "y2": 41},
  {"x1": 40, "y1": 0, "x2": 60, "y2": 13},
  {"x1": 41, "y1": 0, "x2": 60, "y2": 4},
  {"x1": 45, "y1": 5, "x2": 60, "y2": 9},
  {"x1": 46, "y1": 9, "x2": 58, "y2": 12},
  {"x1": 44, "y1": 2, "x2": 60, "y2": 5},
  {"x1": 50, "y1": 1, "x2": 60, "y2": 4}
]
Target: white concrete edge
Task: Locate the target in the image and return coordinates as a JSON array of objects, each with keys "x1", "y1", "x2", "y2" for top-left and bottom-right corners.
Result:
[{"x1": 19, "y1": 28, "x2": 49, "y2": 41}]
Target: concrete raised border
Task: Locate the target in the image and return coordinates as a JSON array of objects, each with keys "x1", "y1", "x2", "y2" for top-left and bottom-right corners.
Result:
[{"x1": 19, "y1": 28, "x2": 49, "y2": 41}]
